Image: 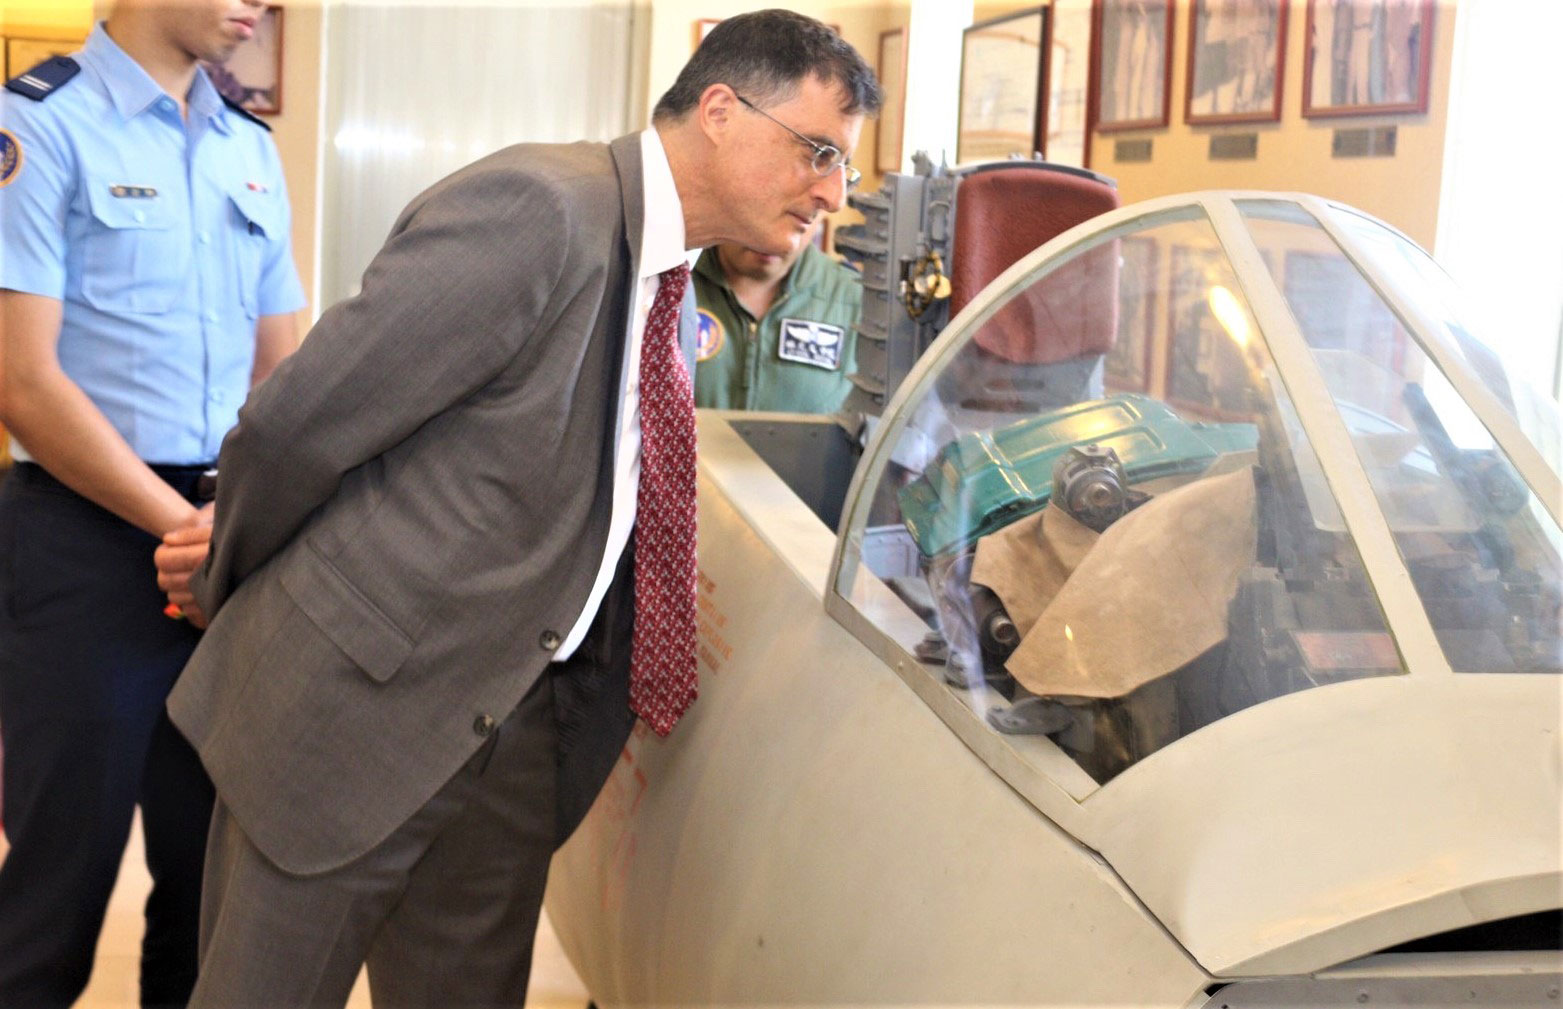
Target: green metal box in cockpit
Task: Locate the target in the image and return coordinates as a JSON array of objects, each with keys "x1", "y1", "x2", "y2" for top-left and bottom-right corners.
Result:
[{"x1": 898, "y1": 394, "x2": 1259, "y2": 559}]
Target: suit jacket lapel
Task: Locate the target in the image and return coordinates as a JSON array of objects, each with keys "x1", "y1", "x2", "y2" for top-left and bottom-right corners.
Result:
[{"x1": 607, "y1": 133, "x2": 646, "y2": 455}]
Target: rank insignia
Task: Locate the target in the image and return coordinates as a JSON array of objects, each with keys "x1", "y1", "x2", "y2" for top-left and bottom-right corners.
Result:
[
  {"x1": 696, "y1": 308, "x2": 725, "y2": 363},
  {"x1": 778, "y1": 318, "x2": 845, "y2": 370}
]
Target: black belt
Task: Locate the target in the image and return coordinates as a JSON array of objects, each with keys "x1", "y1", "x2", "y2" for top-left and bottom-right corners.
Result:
[{"x1": 11, "y1": 461, "x2": 217, "y2": 503}]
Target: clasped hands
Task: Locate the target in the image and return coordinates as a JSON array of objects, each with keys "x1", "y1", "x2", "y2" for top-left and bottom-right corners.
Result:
[{"x1": 155, "y1": 503, "x2": 215, "y2": 628}]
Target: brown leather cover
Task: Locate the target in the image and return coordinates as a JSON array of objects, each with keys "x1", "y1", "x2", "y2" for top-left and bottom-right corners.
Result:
[{"x1": 950, "y1": 167, "x2": 1121, "y2": 364}]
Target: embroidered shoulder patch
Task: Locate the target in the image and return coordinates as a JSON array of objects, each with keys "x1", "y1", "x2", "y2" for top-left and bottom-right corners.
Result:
[
  {"x1": 0, "y1": 130, "x2": 22, "y2": 188},
  {"x1": 695, "y1": 308, "x2": 725, "y2": 363}
]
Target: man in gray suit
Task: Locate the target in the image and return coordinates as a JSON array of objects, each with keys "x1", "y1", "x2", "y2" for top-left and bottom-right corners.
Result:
[{"x1": 151, "y1": 10, "x2": 879, "y2": 1007}]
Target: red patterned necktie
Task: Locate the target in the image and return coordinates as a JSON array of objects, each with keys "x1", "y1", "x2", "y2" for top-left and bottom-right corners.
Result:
[{"x1": 629, "y1": 262, "x2": 698, "y2": 736}]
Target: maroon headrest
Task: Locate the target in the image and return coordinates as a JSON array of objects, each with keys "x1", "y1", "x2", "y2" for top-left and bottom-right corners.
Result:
[{"x1": 950, "y1": 167, "x2": 1121, "y2": 364}]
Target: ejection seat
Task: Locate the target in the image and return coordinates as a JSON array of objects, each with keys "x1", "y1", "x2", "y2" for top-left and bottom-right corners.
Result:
[{"x1": 941, "y1": 162, "x2": 1121, "y2": 416}]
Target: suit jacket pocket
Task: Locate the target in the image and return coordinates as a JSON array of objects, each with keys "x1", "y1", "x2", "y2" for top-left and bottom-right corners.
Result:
[{"x1": 278, "y1": 541, "x2": 415, "y2": 683}]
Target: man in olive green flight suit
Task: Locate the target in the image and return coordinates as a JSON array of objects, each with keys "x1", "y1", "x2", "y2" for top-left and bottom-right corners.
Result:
[{"x1": 692, "y1": 221, "x2": 862, "y2": 413}]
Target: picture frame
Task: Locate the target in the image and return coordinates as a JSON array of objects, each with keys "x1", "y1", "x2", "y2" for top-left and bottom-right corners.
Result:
[
  {"x1": 1185, "y1": 0, "x2": 1287, "y2": 125},
  {"x1": 875, "y1": 28, "x2": 908, "y2": 174},
  {"x1": 1164, "y1": 244, "x2": 1251, "y2": 419},
  {"x1": 202, "y1": 4, "x2": 283, "y2": 115},
  {"x1": 1043, "y1": 0, "x2": 1093, "y2": 168},
  {"x1": 956, "y1": 7, "x2": 1048, "y2": 164},
  {"x1": 1302, "y1": 0, "x2": 1434, "y2": 118},
  {"x1": 5, "y1": 36, "x2": 81, "y2": 79},
  {"x1": 693, "y1": 19, "x2": 722, "y2": 50},
  {"x1": 1090, "y1": 0, "x2": 1174, "y2": 133},
  {"x1": 1105, "y1": 236, "x2": 1158, "y2": 392}
]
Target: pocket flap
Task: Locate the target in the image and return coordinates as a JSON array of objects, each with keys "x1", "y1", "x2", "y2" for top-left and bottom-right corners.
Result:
[
  {"x1": 85, "y1": 182, "x2": 175, "y2": 230},
  {"x1": 279, "y1": 543, "x2": 416, "y2": 683},
  {"x1": 228, "y1": 188, "x2": 283, "y2": 238}
]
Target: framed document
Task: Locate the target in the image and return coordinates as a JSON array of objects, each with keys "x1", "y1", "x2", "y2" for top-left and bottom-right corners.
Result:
[
  {"x1": 875, "y1": 28, "x2": 908, "y2": 174},
  {"x1": 1302, "y1": 0, "x2": 1434, "y2": 118},
  {"x1": 1044, "y1": 0, "x2": 1093, "y2": 167},
  {"x1": 1186, "y1": 0, "x2": 1287, "y2": 125},
  {"x1": 957, "y1": 7, "x2": 1047, "y2": 164},
  {"x1": 1091, "y1": 0, "x2": 1174, "y2": 132}
]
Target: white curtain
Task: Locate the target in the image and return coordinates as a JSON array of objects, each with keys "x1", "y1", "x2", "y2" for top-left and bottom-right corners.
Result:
[{"x1": 318, "y1": 1, "x2": 647, "y2": 308}]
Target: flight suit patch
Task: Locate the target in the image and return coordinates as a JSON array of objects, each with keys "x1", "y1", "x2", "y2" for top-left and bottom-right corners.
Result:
[
  {"x1": 696, "y1": 308, "x2": 725, "y2": 362},
  {"x1": 0, "y1": 130, "x2": 22, "y2": 188},
  {"x1": 778, "y1": 318, "x2": 844, "y2": 371}
]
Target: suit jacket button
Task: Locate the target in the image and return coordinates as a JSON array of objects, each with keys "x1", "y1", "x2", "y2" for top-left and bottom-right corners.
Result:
[
  {"x1": 539, "y1": 629, "x2": 562, "y2": 651},
  {"x1": 473, "y1": 714, "x2": 496, "y2": 737}
]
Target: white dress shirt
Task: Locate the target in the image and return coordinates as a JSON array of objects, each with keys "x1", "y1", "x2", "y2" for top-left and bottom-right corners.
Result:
[{"x1": 555, "y1": 127, "x2": 695, "y2": 661}]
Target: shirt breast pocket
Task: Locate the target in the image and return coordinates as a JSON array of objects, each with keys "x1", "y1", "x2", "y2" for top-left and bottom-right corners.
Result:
[
  {"x1": 228, "y1": 189, "x2": 283, "y2": 318},
  {"x1": 80, "y1": 184, "x2": 186, "y2": 314}
]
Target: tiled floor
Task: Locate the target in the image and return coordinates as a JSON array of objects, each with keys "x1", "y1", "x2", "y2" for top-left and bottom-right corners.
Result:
[{"x1": 0, "y1": 815, "x2": 590, "y2": 1009}]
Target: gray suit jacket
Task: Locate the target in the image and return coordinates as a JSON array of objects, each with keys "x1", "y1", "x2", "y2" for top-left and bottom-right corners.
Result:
[{"x1": 168, "y1": 133, "x2": 697, "y2": 875}]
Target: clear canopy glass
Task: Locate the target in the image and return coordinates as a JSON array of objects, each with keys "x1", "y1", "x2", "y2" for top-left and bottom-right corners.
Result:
[{"x1": 831, "y1": 194, "x2": 1562, "y2": 788}]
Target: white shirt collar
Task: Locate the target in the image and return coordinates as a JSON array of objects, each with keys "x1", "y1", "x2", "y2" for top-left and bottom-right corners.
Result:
[{"x1": 638, "y1": 127, "x2": 695, "y2": 280}]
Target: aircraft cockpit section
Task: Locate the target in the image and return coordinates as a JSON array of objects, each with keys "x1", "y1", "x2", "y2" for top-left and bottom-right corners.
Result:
[
  {"x1": 824, "y1": 197, "x2": 1563, "y2": 963},
  {"x1": 547, "y1": 192, "x2": 1562, "y2": 1005},
  {"x1": 830, "y1": 195, "x2": 1563, "y2": 796}
]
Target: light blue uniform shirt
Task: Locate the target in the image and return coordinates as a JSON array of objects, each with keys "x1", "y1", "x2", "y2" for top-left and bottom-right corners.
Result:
[{"x1": 0, "y1": 25, "x2": 305, "y2": 465}]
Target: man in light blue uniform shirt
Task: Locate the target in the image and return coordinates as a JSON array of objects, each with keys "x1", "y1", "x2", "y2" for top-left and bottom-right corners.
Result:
[{"x1": 0, "y1": 0, "x2": 303, "y2": 1004}]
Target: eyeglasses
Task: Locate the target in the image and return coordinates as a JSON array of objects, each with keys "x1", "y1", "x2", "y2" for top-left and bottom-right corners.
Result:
[{"x1": 736, "y1": 94, "x2": 861, "y2": 191}]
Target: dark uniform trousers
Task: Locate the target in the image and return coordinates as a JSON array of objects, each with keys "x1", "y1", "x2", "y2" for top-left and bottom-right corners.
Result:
[{"x1": 0, "y1": 463, "x2": 214, "y2": 1008}]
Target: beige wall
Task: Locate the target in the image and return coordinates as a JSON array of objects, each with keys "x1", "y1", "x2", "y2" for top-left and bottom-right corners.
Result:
[
  {"x1": 1093, "y1": 0, "x2": 1456, "y2": 249},
  {"x1": 934, "y1": 0, "x2": 1456, "y2": 249},
  {"x1": 4, "y1": 1, "x2": 1458, "y2": 306},
  {"x1": 0, "y1": 0, "x2": 93, "y2": 40}
]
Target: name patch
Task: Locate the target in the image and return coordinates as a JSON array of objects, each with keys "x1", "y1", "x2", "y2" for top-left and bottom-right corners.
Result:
[{"x1": 777, "y1": 318, "x2": 844, "y2": 371}]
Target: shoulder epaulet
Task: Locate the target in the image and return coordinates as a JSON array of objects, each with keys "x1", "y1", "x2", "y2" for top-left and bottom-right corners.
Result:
[
  {"x1": 221, "y1": 95, "x2": 271, "y2": 132},
  {"x1": 5, "y1": 56, "x2": 81, "y2": 102}
]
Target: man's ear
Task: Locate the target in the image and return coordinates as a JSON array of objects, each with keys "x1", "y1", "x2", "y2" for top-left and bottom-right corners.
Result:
[{"x1": 695, "y1": 83, "x2": 740, "y2": 144}]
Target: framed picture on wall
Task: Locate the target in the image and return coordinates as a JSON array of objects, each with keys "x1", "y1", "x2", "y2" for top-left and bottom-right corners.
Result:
[
  {"x1": 1186, "y1": 0, "x2": 1287, "y2": 125},
  {"x1": 202, "y1": 4, "x2": 283, "y2": 115},
  {"x1": 875, "y1": 28, "x2": 908, "y2": 174},
  {"x1": 5, "y1": 36, "x2": 81, "y2": 79},
  {"x1": 1302, "y1": 0, "x2": 1434, "y2": 118},
  {"x1": 1044, "y1": 0, "x2": 1093, "y2": 168},
  {"x1": 956, "y1": 7, "x2": 1047, "y2": 164},
  {"x1": 692, "y1": 19, "x2": 721, "y2": 50},
  {"x1": 1090, "y1": 0, "x2": 1174, "y2": 132},
  {"x1": 1105, "y1": 236, "x2": 1158, "y2": 392}
]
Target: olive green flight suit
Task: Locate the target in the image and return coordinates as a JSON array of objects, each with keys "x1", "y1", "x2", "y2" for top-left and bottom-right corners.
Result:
[{"x1": 692, "y1": 244, "x2": 863, "y2": 413}]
